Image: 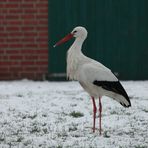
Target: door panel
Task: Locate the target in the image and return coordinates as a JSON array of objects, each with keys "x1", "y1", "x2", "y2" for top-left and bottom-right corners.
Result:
[{"x1": 48, "y1": 0, "x2": 148, "y2": 80}]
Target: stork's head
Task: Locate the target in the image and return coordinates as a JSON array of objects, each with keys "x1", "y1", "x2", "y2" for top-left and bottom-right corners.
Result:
[
  {"x1": 71, "y1": 26, "x2": 87, "y2": 39},
  {"x1": 53, "y1": 26, "x2": 87, "y2": 47}
]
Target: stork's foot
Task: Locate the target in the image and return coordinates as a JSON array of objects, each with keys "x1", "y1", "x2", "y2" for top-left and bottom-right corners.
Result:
[
  {"x1": 92, "y1": 127, "x2": 96, "y2": 133},
  {"x1": 91, "y1": 127, "x2": 103, "y2": 134},
  {"x1": 99, "y1": 128, "x2": 103, "y2": 135}
]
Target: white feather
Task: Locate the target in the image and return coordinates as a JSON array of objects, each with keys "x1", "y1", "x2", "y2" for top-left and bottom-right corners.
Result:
[{"x1": 78, "y1": 58, "x2": 118, "y2": 82}]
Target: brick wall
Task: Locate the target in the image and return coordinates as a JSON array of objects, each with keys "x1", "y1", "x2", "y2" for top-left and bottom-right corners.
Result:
[{"x1": 0, "y1": 0, "x2": 48, "y2": 80}]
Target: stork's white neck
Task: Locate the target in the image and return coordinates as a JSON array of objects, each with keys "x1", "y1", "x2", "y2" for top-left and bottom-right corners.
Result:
[
  {"x1": 69, "y1": 37, "x2": 85, "y2": 53},
  {"x1": 67, "y1": 37, "x2": 85, "y2": 80}
]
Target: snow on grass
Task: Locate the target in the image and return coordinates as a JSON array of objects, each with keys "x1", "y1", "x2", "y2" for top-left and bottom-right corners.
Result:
[{"x1": 0, "y1": 80, "x2": 148, "y2": 148}]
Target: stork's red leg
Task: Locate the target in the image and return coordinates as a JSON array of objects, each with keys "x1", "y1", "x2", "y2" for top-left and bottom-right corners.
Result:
[
  {"x1": 99, "y1": 97, "x2": 102, "y2": 135},
  {"x1": 91, "y1": 97, "x2": 97, "y2": 132}
]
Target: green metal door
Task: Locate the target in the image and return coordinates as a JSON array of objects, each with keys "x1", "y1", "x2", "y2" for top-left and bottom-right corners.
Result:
[{"x1": 48, "y1": 0, "x2": 148, "y2": 80}]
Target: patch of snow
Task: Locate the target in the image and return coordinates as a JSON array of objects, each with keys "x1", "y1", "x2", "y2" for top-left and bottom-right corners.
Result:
[{"x1": 0, "y1": 80, "x2": 148, "y2": 148}]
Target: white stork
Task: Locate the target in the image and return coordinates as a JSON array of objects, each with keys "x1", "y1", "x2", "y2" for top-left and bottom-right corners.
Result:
[{"x1": 54, "y1": 26, "x2": 131, "y2": 135}]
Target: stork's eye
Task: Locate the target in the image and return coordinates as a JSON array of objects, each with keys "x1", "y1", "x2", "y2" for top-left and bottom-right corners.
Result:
[{"x1": 73, "y1": 30, "x2": 77, "y2": 33}]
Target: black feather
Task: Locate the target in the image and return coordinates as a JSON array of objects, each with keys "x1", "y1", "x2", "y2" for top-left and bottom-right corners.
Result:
[{"x1": 93, "y1": 80, "x2": 131, "y2": 107}]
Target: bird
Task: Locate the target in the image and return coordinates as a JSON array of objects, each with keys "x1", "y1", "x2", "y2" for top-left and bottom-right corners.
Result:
[{"x1": 53, "y1": 26, "x2": 131, "y2": 135}]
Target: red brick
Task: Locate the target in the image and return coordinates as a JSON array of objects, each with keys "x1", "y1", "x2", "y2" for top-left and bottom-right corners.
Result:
[
  {"x1": 24, "y1": 9, "x2": 38, "y2": 13},
  {"x1": 7, "y1": 20, "x2": 22, "y2": 25},
  {"x1": 21, "y1": 14, "x2": 35, "y2": 19},
  {"x1": 36, "y1": 50, "x2": 48, "y2": 54},
  {"x1": 2, "y1": 20, "x2": 9, "y2": 25},
  {"x1": 0, "y1": 72, "x2": 11, "y2": 78},
  {"x1": 39, "y1": 20, "x2": 48, "y2": 25},
  {"x1": 23, "y1": 20, "x2": 38, "y2": 25},
  {"x1": 20, "y1": 3, "x2": 34, "y2": 8},
  {"x1": 21, "y1": 61, "x2": 35, "y2": 66},
  {"x1": 6, "y1": 50, "x2": 20, "y2": 54},
  {"x1": 9, "y1": 55, "x2": 23, "y2": 60},
  {"x1": 0, "y1": 56, "x2": 9, "y2": 61},
  {"x1": 21, "y1": 38, "x2": 35, "y2": 43},
  {"x1": 21, "y1": 26, "x2": 35, "y2": 31},
  {"x1": 38, "y1": 55, "x2": 48, "y2": 60},
  {"x1": 23, "y1": 67, "x2": 39, "y2": 72},
  {"x1": 9, "y1": 67, "x2": 23, "y2": 72},
  {"x1": 0, "y1": 67, "x2": 9, "y2": 72},
  {"x1": 0, "y1": 61, "x2": 20, "y2": 66},
  {"x1": 0, "y1": 62, "x2": 9, "y2": 66},
  {"x1": 36, "y1": 3, "x2": 48, "y2": 8},
  {"x1": 24, "y1": 44, "x2": 38, "y2": 48},
  {"x1": 39, "y1": 44, "x2": 48, "y2": 48},
  {"x1": 0, "y1": 27, "x2": 5, "y2": 31},
  {"x1": 9, "y1": 44, "x2": 23, "y2": 48},
  {"x1": 25, "y1": 55, "x2": 38, "y2": 60},
  {"x1": 0, "y1": 50, "x2": 5, "y2": 54},
  {"x1": 36, "y1": 14, "x2": 48, "y2": 19},
  {"x1": 24, "y1": 32, "x2": 37, "y2": 37},
  {"x1": 21, "y1": 49, "x2": 36, "y2": 54},
  {"x1": 9, "y1": 32, "x2": 23, "y2": 37},
  {"x1": 0, "y1": 33, "x2": 8, "y2": 37},
  {"x1": 39, "y1": 66, "x2": 48, "y2": 72},
  {"x1": 5, "y1": 4, "x2": 19, "y2": 8},
  {"x1": 0, "y1": 15, "x2": 5, "y2": 19},
  {"x1": 38, "y1": 32, "x2": 48, "y2": 37},
  {"x1": 0, "y1": 38, "x2": 5, "y2": 42},
  {"x1": 8, "y1": 0, "x2": 22, "y2": 2},
  {"x1": 6, "y1": 15, "x2": 19, "y2": 19},
  {"x1": 9, "y1": 9, "x2": 23, "y2": 14},
  {"x1": 36, "y1": 26, "x2": 48, "y2": 31},
  {"x1": 36, "y1": 38, "x2": 48, "y2": 42},
  {"x1": 0, "y1": 9, "x2": 8, "y2": 14},
  {"x1": 25, "y1": 0, "x2": 38, "y2": 2},
  {"x1": 38, "y1": 0, "x2": 48, "y2": 1},
  {"x1": 39, "y1": 9, "x2": 48, "y2": 13},
  {"x1": 7, "y1": 38, "x2": 20, "y2": 42},
  {"x1": 36, "y1": 61, "x2": 48, "y2": 65},
  {"x1": 0, "y1": 0, "x2": 7, "y2": 2},
  {"x1": 6, "y1": 26, "x2": 20, "y2": 32},
  {"x1": 0, "y1": 4, "x2": 4, "y2": 8},
  {"x1": 0, "y1": 44, "x2": 8, "y2": 49},
  {"x1": 20, "y1": 73, "x2": 35, "y2": 79}
]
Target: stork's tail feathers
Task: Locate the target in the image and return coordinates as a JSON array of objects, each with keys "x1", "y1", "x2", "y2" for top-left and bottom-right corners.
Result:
[
  {"x1": 117, "y1": 95, "x2": 131, "y2": 108},
  {"x1": 120, "y1": 101, "x2": 131, "y2": 108},
  {"x1": 93, "y1": 80, "x2": 131, "y2": 108}
]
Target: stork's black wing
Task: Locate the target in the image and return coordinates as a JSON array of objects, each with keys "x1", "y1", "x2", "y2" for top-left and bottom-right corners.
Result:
[{"x1": 93, "y1": 80, "x2": 131, "y2": 107}]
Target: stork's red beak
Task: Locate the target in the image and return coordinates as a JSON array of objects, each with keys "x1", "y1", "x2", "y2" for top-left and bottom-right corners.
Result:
[{"x1": 53, "y1": 33, "x2": 73, "y2": 47}]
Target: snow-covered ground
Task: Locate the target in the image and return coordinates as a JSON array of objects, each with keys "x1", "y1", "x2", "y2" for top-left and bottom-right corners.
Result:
[{"x1": 0, "y1": 80, "x2": 148, "y2": 148}]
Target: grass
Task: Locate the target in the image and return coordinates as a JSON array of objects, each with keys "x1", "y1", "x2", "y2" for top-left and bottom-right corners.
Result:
[
  {"x1": 103, "y1": 131, "x2": 110, "y2": 138},
  {"x1": 69, "y1": 126, "x2": 77, "y2": 132},
  {"x1": 17, "y1": 136, "x2": 24, "y2": 142},
  {"x1": 142, "y1": 109, "x2": 148, "y2": 113},
  {"x1": 135, "y1": 146, "x2": 148, "y2": 148},
  {"x1": 56, "y1": 146, "x2": 62, "y2": 148},
  {"x1": 69, "y1": 111, "x2": 84, "y2": 118},
  {"x1": 0, "y1": 81, "x2": 148, "y2": 147}
]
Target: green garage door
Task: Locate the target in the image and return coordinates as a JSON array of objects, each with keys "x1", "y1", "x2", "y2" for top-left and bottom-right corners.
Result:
[{"x1": 48, "y1": 0, "x2": 148, "y2": 80}]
